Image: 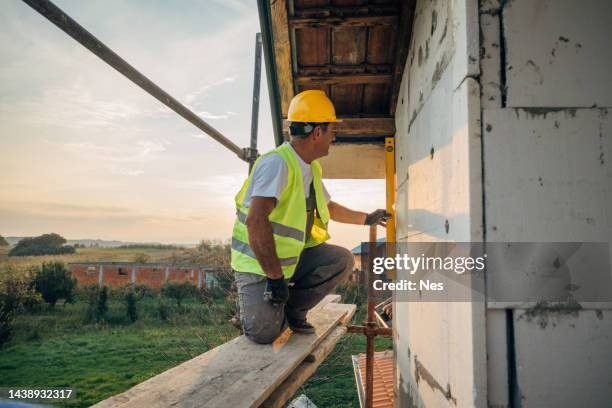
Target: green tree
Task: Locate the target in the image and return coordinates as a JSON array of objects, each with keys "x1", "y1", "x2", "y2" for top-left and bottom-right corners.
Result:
[
  {"x1": 0, "y1": 235, "x2": 9, "y2": 247},
  {"x1": 8, "y1": 233, "x2": 75, "y2": 257},
  {"x1": 123, "y1": 284, "x2": 147, "y2": 322},
  {"x1": 32, "y1": 262, "x2": 76, "y2": 308},
  {"x1": 161, "y1": 281, "x2": 197, "y2": 309}
]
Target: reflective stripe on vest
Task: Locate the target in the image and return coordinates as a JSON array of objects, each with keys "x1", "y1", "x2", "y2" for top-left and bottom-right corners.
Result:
[
  {"x1": 231, "y1": 238, "x2": 299, "y2": 267},
  {"x1": 236, "y1": 210, "x2": 304, "y2": 242}
]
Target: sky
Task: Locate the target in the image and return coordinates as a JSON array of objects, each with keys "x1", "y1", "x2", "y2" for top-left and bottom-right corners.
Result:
[{"x1": 0, "y1": 0, "x2": 386, "y2": 249}]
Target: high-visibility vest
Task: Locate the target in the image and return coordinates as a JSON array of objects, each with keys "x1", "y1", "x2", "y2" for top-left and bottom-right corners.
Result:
[{"x1": 231, "y1": 143, "x2": 331, "y2": 278}]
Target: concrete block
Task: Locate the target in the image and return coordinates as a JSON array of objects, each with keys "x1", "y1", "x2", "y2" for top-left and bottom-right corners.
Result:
[
  {"x1": 503, "y1": 0, "x2": 612, "y2": 107},
  {"x1": 514, "y1": 309, "x2": 612, "y2": 407},
  {"x1": 483, "y1": 108, "x2": 612, "y2": 242}
]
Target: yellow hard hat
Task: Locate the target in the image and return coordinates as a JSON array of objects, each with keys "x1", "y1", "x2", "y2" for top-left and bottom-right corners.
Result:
[{"x1": 287, "y1": 90, "x2": 342, "y2": 123}]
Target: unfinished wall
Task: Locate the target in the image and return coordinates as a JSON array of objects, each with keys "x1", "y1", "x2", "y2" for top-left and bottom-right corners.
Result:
[
  {"x1": 394, "y1": 0, "x2": 486, "y2": 406},
  {"x1": 481, "y1": 0, "x2": 612, "y2": 406},
  {"x1": 395, "y1": 0, "x2": 612, "y2": 406}
]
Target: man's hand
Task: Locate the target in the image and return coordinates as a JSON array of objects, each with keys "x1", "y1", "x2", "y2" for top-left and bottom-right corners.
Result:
[
  {"x1": 364, "y1": 209, "x2": 392, "y2": 226},
  {"x1": 263, "y1": 277, "x2": 289, "y2": 305}
]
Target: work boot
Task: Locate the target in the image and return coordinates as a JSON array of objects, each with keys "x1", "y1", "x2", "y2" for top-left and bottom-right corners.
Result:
[{"x1": 287, "y1": 316, "x2": 315, "y2": 334}]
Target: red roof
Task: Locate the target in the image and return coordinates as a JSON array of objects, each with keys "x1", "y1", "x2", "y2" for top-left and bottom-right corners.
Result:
[{"x1": 353, "y1": 350, "x2": 395, "y2": 408}]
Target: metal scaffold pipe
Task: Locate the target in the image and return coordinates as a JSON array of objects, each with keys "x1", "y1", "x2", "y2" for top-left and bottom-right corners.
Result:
[{"x1": 22, "y1": 0, "x2": 248, "y2": 162}]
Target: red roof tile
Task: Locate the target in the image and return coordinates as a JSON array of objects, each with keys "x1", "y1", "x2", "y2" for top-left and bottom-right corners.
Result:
[{"x1": 353, "y1": 350, "x2": 394, "y2": 408}]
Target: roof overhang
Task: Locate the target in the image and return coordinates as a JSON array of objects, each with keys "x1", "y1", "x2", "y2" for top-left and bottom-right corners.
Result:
[{"x1": 258, "y1": 0, "x2": 415, "y2": 178}]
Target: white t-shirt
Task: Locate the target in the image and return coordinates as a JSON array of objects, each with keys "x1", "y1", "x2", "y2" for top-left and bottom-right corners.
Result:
[{"x1": 243, "y1": 142, "x2": 331, "y2": 207}]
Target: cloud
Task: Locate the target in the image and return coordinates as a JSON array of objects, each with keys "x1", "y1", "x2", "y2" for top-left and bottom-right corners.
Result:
[
  {"x1": 184, "y1": 77, "x2": 235, "y2": 105},
  {"x1": 111, "y1": 167, "x2": 144, "y2": 176},
  {"x1": 195, "y1": 110, "x2": 237, "y2": 120},
  {"x1": 0, "y1": 80, "x2": 153, "y2": 130},
  {"x1": 62, "y1": 139, "x2": 166, "y2": 163}
]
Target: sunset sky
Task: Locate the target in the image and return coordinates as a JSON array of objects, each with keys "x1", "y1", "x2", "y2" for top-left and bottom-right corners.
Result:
[{"x1": 0, "y1": 0, "x2": 386, "y2": 249}]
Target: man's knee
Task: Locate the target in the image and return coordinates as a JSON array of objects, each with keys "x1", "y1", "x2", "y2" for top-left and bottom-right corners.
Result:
[
  {"x1": 243, "y1": 322, "x2": 283, "y2": 344},
  {"x1": 242, "y1": 316, "x2": 283, "y2": 344},
  {"x1": 336, "y1": 246, "x2": 355, "y2": 281}
]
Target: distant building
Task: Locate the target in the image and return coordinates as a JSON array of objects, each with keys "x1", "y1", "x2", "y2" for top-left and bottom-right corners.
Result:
[
  {"x1": 350, "y1": 239, "x2": 387, "y2": 283},
  {"x1": 69, "y1": 262, "x2": 219, "y2": 289}
]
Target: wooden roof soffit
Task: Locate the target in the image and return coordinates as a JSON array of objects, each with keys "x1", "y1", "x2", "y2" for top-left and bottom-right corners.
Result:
[{"x1": 269, "y1": 0, "x2": 416, "y2": 139}]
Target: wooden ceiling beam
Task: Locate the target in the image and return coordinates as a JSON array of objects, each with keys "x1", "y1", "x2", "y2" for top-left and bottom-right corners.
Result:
[
  {"x1": 293, "y1": 5, "x2": 400, "y2": 19},
  {"x1": 283, "y1": 117, "x2": 395, "y2": 137},
  {"x1": 289, "y1": 15, "x2": 398, "y2": 28},
  {"x1": 297, "y1": 64, "x2": 394, "y2": 76},
  {"x1": 295, "y1": 73, "x2": 392, "y2": 86},
  {"x1": 270, "y1": 0, "x2": 294, "y2": 117}
]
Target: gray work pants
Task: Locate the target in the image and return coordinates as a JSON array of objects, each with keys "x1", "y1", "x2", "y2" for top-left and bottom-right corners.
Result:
[{"x1": 234, "y1": 243, "x2": 354, "y2": 344}]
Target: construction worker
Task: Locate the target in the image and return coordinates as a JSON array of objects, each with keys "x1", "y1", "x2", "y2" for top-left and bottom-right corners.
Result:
[{"x1": 231, "y1": 90, "x2": 390, "y2": 344}]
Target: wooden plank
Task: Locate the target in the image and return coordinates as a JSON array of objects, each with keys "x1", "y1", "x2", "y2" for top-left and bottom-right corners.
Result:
[
  {"x1": 295, "y1": 27, "x2": 330, "y2": 66},
  {"x1": 331, "y1": 84, "x2": 363, "y2": 114},
  {"x1": 290, "y1": 15, "x2": 398, "y2": 28},
  {"x1": 367, "y1": 25, "x2": 398, "y2": 65},
  {"x1": 388, "y1": 0, "x2": 416, "y2": 114},
  {"x1": 283, "y1": 117, "x2": 395, "y2": 136},
  {"x1": 296, "y1": 73, "x2": 392, "y2": 85},
  {"x1": 271, "y1": 0, "x2": 295, "y2": 117},
  {"x1": 92, "y1": 307, "x2": 346, "y2": 408},
  {"x1": 261, "y1": 326, "x2": 348, "y2": 408},
  {"x1": 362, "y1": 83, "x2": 391, "y2": 114},
  {"x1": 332, "y1": 27, "x2": 366, "y2": 65},
  {"x1": 322, "y1": 302, "x2": 357, "y2": 325},
  {"x1": 307, "y1": 293, "x2": 342, "y2": 314}
]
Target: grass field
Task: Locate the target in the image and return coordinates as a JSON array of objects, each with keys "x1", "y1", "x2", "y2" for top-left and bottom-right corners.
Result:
[
  {"x1": 0, "y1": 246, "x2": 391, "y2": 407},
  {"x1": 0, "y1": 294, "x2": 238, "y2": 407},
  {"x1": 0, "y1": 245, "x2": 188, "y2": 271}
]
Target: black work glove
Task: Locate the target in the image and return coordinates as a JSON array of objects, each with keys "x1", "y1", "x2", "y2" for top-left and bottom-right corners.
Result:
[
  {"x1": 364, "y1": 209, "x2": 392, "y2": 226},
  {"x1": 263, "y1": 277, "x2": 289, "y2": 306}
]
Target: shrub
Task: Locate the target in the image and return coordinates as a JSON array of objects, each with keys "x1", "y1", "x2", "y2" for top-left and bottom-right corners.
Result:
[
  {"x1": 0, "y1": 266, "x2": 40, "y2": 346},
  {"x1": 161, "y1": 281, "x2": 197, "y2": 309},
  {"x1": 8, "y1": 233, "x2": 75, "y2": 257},
  {"x1": 97, "y1": 286, "x2": 108, "y2": 321},
  {"x1": 0, "y1": 235, "x2": 9, "y2": 246},
  {"x1": 123, "y1": 284, "x2": 147, "y2": 322},
  {"x1": 335, "y1": 280, "x2": 366, "y2": 306},
  {"x1": 32, "y1": 262, "x2": 76, "y2": 308},
  {"x1": 84, "y1": 285, "x2": 108, "y2": 323},
  {"x1": 156, "y1": 299, "x2": 170, "y2": 321}
]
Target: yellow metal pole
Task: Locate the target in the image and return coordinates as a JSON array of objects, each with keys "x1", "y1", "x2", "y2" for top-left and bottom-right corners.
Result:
[{"x1": 385, "y1": 137, "x2": 396, "y2": 279}]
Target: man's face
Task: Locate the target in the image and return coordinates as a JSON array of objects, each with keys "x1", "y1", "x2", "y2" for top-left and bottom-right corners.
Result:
[{"x1": 313, "y1": 123, "x2": 335, "y2": 157}]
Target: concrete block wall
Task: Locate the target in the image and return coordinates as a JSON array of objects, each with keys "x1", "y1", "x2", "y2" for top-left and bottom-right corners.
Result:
[
  {"x1": 394, "y1": 0, "x2": 612, "y2": 406},
  {"x1": 480, "y1": 1, "x2": 612, "y2": 407}
]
